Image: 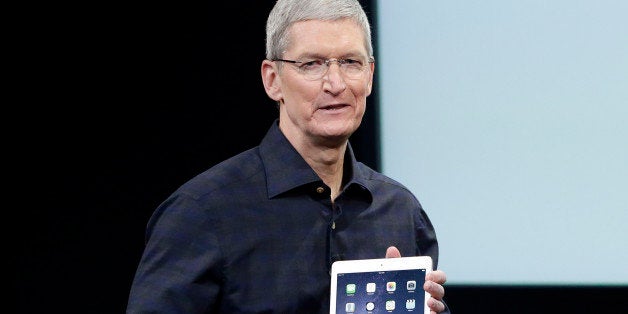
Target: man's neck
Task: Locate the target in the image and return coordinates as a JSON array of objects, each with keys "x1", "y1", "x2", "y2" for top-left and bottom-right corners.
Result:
[{"x1": 294, "y1": 137, "x2": 348, "y2": 201}]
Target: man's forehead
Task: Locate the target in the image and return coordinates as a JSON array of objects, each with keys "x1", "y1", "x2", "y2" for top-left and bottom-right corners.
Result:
[{"x1": 286, "y1": 19, "x2": 368, "y2": 56}]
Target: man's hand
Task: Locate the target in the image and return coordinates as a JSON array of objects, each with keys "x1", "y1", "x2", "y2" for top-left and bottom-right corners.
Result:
[
  {"x1": 385, "y1": 246, "x2": 447, "y2": 314},
  {"x1": 385, "y1": 246, "x2": 402, "y2": 258},
  {"x1": 425, "y1": 269, "x2": 447, "y2": 313}
]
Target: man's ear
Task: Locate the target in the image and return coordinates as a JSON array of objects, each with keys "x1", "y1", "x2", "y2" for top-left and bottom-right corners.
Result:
[
  {"x1": 366, "y1": 61, "x2": 375, "y2": 96},
  {"x1": 261, "y1": 60, "x2": 283, "y2": 102}
]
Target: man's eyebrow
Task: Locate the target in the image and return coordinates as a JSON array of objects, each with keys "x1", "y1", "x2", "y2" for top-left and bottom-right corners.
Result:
[
  {"x1": 296, "y1": 52, "x2": 368, "y2": 60},
  {"x1": 293, "y1": 53, "x2": 326, "y2": 60}
]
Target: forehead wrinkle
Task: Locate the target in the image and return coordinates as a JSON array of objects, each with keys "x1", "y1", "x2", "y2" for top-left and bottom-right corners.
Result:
[
  {"x1": 296, "y1": 51, "x2": 367, "y2": 60},
  {"x1": 285, "y1": 20, "x2": 368, "y2": 59}
]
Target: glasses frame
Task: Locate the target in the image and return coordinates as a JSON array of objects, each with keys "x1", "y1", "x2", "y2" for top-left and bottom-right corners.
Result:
[{"x1": 272, "y1": 57, "x2": 375, "y2": 81}]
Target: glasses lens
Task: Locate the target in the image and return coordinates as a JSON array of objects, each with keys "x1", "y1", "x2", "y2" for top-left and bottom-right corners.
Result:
[
  {"x1": 288, "y1": 58, "x2": 371, "y2": 80},
  {"x1": 301, "y1": 60, "x2": 327, "y2": 80},
  {"x1": 300, "y1": 59, "x2": 369, "y2": 80},
  {"x1": 341, "y1": 59, "x2": 367, "y2": 79}
]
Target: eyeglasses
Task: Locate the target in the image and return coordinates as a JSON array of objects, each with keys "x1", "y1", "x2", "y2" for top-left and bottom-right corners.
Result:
[{"x1": 272, "y1": 57, "x2": 374, "y2": 81}]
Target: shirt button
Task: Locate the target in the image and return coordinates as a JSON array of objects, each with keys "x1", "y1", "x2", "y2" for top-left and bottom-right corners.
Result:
[{"x1": 316, "y1": 186, "x2": 325, "y2": 194}]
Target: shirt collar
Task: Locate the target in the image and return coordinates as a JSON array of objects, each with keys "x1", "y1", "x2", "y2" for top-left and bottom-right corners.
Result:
[{"x1": 259, "y1": 119, "x2": 371, "y2": 199}]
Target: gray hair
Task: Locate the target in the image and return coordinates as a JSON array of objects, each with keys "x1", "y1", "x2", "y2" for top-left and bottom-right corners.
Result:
[{"x1": 265, "y1": 0, "x2": 373, "y2": 60}]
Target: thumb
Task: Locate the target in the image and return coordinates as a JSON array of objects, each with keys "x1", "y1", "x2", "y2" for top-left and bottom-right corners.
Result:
[{"x1": 385, "y1": 246, "x2": 402, "y2": 258}]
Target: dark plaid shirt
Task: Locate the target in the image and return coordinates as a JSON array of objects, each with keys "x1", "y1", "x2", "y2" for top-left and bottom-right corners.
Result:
[{"x1": 127, "y1": 119, "x2": 448, "y2": 313}]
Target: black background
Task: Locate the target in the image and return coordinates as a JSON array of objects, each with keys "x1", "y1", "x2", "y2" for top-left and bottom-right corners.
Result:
[{"x1": 15, "y1": 1, "x2": 625, "y2": 313}]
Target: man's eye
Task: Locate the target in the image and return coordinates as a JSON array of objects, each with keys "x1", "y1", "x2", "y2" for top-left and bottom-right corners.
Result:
[
  {"x1": 301, "y1": 60, "x2": 324, "y2": 69},
  {"x1": 342, "y1": 59, "x2": 362, "y2": 65}
]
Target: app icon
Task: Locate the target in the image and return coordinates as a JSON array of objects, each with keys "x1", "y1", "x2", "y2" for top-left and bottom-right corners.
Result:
[
  {"x1": 366, "y1": 302, "x2": 375, "y2": 311},
  {"x1": 386, "y1": 300, "x2": 396, "y2": 310},
  {"x1": 407, "y1": 280, "x2": 416, "y2": 291},
  {"x1": 345, "y1": 302, "x2": 356, "y2": 312},
  {"x1": 386, "y1": 281, "x2": 396, "y2": 292},
  {"x1": 346, "y1": 284, "x2": 356, "y2": 294},
  {"x1": 406, "y1": 299, "x2": 416, "y2": 310},
  {"x1": 366, "y1": 282, "x2": 376, "y2": 293}
]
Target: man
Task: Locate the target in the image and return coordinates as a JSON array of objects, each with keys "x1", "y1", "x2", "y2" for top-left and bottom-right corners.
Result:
[{"x1": 127, "y1": 0, "x2": 450, "y2": 313}]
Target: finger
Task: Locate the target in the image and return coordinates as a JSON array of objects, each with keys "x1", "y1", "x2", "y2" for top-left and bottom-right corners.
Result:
[
  {"x1": 426, "y1": 269, "x2": 447, "y2": 285},
  {"x1": 427, "y1": 297, "x2": 446, "y2": 313},
  {"x1": 423, "y1": 280, "x2": 445, "y2": 299},
  {"x1": 385, "y1": 246, "x2": 401, "y2": 258}
]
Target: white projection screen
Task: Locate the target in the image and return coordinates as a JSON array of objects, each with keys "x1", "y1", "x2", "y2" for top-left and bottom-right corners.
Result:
[{"x1": 376, "y1": 0, "x2": 627, "y2": 285}]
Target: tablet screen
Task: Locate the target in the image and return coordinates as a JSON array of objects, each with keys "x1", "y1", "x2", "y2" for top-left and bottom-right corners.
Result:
[
  {"x1": 330, "y1": 256, "x2": 432, "y2": 313},
  {"x1": 335, "y1": 269, "x2": 426, "y2": 312}
]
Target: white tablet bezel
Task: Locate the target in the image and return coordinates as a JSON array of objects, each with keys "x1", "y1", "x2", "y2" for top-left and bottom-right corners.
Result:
[{"x1": 329, "y1": 256, "x2": 433, "y2": 314}]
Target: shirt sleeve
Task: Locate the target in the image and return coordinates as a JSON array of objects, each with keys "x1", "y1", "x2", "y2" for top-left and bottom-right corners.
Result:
[
  {"x1": 126, "y1": 193, "x2": 223, "y2": 313},
  {"x1": 411, "y1": 197, "x2": 439, "y2": 267},
  {"x1": 415, "y1": 204, "x2": 453, "y2": 314}
]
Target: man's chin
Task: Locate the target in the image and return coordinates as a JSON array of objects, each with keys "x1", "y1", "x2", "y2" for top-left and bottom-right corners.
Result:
[{"x1": 313, "y1": 127, "x2": 356, "y2": 145}]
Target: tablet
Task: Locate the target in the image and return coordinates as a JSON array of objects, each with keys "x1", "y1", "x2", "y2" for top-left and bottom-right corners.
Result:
[{"x1": 330, "y1": 256, "x2": 432, "y2": 314}]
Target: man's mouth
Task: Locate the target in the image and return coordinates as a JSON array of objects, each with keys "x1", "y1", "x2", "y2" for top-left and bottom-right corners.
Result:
[{"x1": 320, "y1": 104, "x2": 348, "y2": 110}]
